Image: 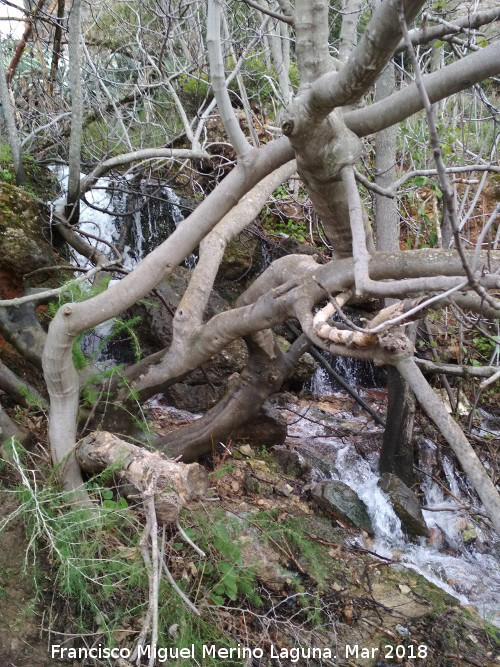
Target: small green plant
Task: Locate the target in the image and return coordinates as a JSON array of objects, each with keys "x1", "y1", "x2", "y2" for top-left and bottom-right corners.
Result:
[
  {"x1": 177, "y1": 509, "x2": 262, "y2": 608},
  {"x1": 0, "y1": 167, "x2": 13, "y2": 182}
]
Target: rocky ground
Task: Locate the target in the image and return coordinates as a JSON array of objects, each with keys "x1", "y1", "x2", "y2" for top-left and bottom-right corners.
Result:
[{"x1": 1, "y1": 397, "x2": 500, "y2": 667}]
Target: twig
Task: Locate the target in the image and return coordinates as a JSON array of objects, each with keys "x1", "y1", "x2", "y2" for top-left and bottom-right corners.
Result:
[
  {"x1": 131, "y1": 524, "x2": 152, "y2": 664},
  {"x1": 444, "y1": 654, "x2": 484, "y2": 667},
  {"x1": 162, "y1": 557, "x2": 201, "y2": 615},
  {"x1": 413, "y1": 465, "x2": 466, "y2": 507},
  {"x1": 176, "y1": 519, "x2": 206, "y2": 558},
  {"x1": 421, "y1": 505, "x2": 469, "y2": 512},
  {"x1": 360, "y1": 617, "x2": 400, "y2": 641},
  {"x1": 145, "y1": 495, "x2": 159, "y2": 667},
  {"x1": 397, "y1": 0, "x2": 500, "y2": 313}
]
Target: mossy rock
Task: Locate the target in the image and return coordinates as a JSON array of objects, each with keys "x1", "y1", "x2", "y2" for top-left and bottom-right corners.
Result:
[
  {"x1": 0, "y1": 182, "x2": 58, "y2": 280},
  {"x1": 0, "y1": 146, "x2": 56, "y2": 201},
  {"x1": 217, "y1": 230, "x2": 259, "y2": 282}
]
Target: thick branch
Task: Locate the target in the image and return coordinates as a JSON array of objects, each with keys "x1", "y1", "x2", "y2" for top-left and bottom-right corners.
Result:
[
  {"x1": 0, "y1": 361, "x2": 47, "y2": 410},
  {"x1": 238, "y1": 0, "x2": 294, "y2": 26},
  {"x1": 345, "y1": 41, "x2": 500, "y2": 136},
  {"x1": 207, "y1": 0, "x2": 253, "y2": 159},
  {"x1": 306, "y1": 0, "x2": 426, "y2": 121},
  {"x1": 67, "y1": 0, "x2": 83, "y2": 216},
  {"x1": 394, "y1": 7, "x2": 500, "y2": 53},
  {"x1": 79, "y1": 148, "x2": 210, "y2": 196}
]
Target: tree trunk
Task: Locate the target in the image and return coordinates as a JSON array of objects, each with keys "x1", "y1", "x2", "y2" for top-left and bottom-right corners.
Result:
[
  {"x1": 374, "y1": 56, "x2": 416, "y2": 484},
  {"x1": 157, "y1": 334, "x2": 310, "y2": 461},
  {"x1": 75, "y1": 431, "x2": 209, "y2": 524},
  {"x1": 379, "y1": 366, "x2": 415, "y2": 485},
  {"x1": 66, "y1": 0, "x2": 83, "y2": 220},
  {"x1": 396, "y1": 356, "x2": 500, "y2": 536},
  {"x1": 0, "y1": 39, "x2": 26, "y2": 186}
]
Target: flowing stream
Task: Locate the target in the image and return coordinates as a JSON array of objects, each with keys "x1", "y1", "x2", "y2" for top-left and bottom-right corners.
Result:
[{"x1": 288, "y1": 367, "x2": 500, "y2": 627}]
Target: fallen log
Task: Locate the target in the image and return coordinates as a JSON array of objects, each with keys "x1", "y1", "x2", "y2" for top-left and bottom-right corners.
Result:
[{"x1": 75, "y1": 431, "x2": 209, "y2": 524}]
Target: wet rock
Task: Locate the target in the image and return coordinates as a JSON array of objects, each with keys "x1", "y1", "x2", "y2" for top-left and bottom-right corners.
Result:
[
  {"x1": 163, "y1": 382, "x2": 223, "y2": 413},
  {"x1": 277, "y1": 336, "x2": 317, "y2": 386},
  {"x1": 378, "y1": 472, "x2": 429, "y2": 537},
  {"x1": 232, "y1": 402, "x2": 287, "y2": 448},
  {"x1": 272, "y1": 446, "x2": 313, "y2": 480},
  {"x1": 310, "y1": 480, "x2": 374, "y2": 535}
]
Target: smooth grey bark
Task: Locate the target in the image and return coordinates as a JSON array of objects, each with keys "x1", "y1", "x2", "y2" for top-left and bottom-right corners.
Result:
[
  {"x1": 157, "y1": 335, "x2": 311, "y2": 461},
  {"x1": 42, "y1": 142, "x2": 295, "y2": 493},
  {"x1": 40, "y1": 0, "x2": 500, "y2": 526},
  {"x1": 374, "y1": 65, "x2": 398, "y2": 253},
  {"x1": 295, "y1": 0, "x2": 334, "y2": 85},
  {"x1": 207, "y1": 0, "x2": 252, "y2": 158},
  {"x1": 0, "y1": 38, "x2": 26, "y2": 186},
  {"x1": 345, "y1": 40, "x2": 500, "y2": 136},
  {"x1": 267, "y1": 12, "x2": 292, "y2": 106},
  {"x1": 393, "y1": 6, "x2": 500, "y2": 54},
  {"x1": 338, "y1": 0, "x2": 363, "y2": 64},
  {"x1": 66, "y1": 0, "x2": 83, "y2": 219}
]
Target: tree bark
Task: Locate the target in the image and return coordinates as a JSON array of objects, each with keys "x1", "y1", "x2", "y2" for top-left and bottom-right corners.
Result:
[
  {"x1": 0, "y1": 39, "x2": 26, "y2": 186},
  {"x1": 157, "y1": 334, "x2": 310, "y2": 461},
  {"x1": 66, "y1": 0, "x2": 83, "y2": 220},
  {"x1": 379, "y1": 366, "x2": 415, "y2": 485},
  {"x1": 75, "y1": 431, "x2": 209, "y2": 524},
  {"x1": 374, "y1": 53, "x2": 416, "y2": 485}
]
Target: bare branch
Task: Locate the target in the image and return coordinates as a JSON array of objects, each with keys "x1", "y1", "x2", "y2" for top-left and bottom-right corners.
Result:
[
  {"x1": 207, "y1": 0, "x2": 253, "y2": 159},
  {"x1": 237, "y1": 0, "x2": 294, "y2": 26},
  {"x1": 345, "y1": 41, "x2": 500, "y2": 136},
  {"x1": 394, "y1": 7, "x2": 500, "y2": 53}
]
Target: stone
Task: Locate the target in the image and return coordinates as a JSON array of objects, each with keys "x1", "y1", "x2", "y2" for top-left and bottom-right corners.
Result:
[
  {"x1": 272, "y1": 446, "x2": 313, "y2": 480},
  {"x1": 310, "y1": 480, "x2": 374, "y2": 535},
  {"x1": 0, "y1": 183, "x2": 58, "y2": 279},
  {"x1": 217, "y1": 230, "x2": 259, "y2": 282},
  {"x1": 232, "y1": 402, "x2": 287, "y2": 448},
  {"x1": 378, "y1": 472, "x2": 429, "y2": 537},
  {"x1": 237, "y1": 444, "x2": 254, "y2": 458}
]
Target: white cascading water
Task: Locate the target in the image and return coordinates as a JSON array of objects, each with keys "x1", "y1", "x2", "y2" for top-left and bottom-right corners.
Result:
[
  {"x1": 51, "y1": 168, "x2": 191, "y2": 365},
  {"x1": 51, "y1": 167, "x2": 189, "y2": 271},
  {"x1": 298, "y1": 368, "x2": 500, "y2": 627}
]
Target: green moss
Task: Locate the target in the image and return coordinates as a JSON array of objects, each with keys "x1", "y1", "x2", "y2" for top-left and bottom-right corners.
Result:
[
  {"x1": 0, "y1": 181, "x2": 63, "y2": 281},
  {"x1": 0, "y1": 144, "x2": 56, "y2": 200}
]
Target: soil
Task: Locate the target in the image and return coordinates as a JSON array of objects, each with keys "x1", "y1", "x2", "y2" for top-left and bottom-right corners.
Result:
[
  {"x1": 0, "y1": 494, "x2": 70, "y2": 667},
  {"x1": 1, "y1": 430, "x2": 499, "y2": 667}
]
